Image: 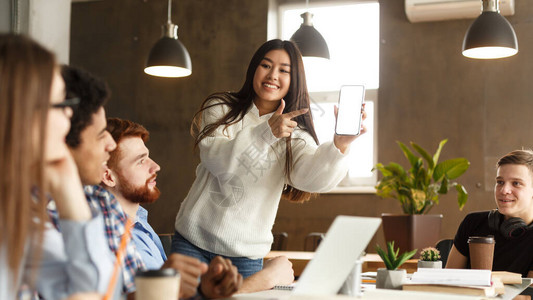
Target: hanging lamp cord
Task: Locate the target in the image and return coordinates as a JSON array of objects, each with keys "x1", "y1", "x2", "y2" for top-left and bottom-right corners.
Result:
[{"x1": 167, "y1": 0, "x2": 172, "y2": 24}]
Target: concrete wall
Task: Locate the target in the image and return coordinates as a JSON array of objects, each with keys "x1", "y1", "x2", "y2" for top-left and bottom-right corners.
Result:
[
  {"x1": 70, "y1": 0, "x2": 269, "y2": 234},
  {"x1": 70, "y1": 0, "x2": 533, "y2": 251},
  {"x1": 374, "y1": 0, "x2": 533, "y2": 248}
]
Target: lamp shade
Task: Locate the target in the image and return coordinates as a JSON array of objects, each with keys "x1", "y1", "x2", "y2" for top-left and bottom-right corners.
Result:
[
  {"x1": 462, "y1": 1, "x2": 518, "y2": 59},
  {"x1": 144, "y1": 35, "x2": 192, "y2": 77},
  {"x1": 144, "y1": 0, "x2": 192, "y2": 78},
  {"x1": 290, "y1": 12, "x2": 330, "y2": 59}
]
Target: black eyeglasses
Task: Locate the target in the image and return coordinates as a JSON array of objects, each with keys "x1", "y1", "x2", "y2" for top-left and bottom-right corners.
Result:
[{"x1": 50, "y1": 97, "x2": 80, "y2": 110}]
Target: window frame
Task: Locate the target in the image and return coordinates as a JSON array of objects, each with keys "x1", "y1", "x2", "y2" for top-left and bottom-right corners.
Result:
[
  {"x1": 274, "y1": 0, "x2": 379, "y2": 194},
  {"x1": 309, "y1": 91, "x2": 378, "y2": 194}
]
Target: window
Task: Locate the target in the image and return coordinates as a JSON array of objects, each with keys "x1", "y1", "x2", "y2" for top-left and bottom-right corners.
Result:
[{"x1": 274, "y1": 0, "x2": 380, "y2": 192}]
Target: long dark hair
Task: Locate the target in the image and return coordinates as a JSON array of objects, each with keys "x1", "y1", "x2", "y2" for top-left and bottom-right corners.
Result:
[
  {"x1": 0, "y1": 34, "x2": 53, "y2": 280},
  {"x1": 191, "y1": 39, "x2": 318, "y2": 203}
]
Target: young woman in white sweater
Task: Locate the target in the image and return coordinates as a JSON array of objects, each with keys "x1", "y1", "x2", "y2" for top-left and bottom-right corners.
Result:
[{"x1": 172, "y1": 39, "x2": 367, "y2": 292}]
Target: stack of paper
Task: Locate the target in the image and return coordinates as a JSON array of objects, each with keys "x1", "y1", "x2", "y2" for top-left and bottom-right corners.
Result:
[
  {"x1": 410, "y1": 269, "x2": 492, "y2": 286},
  {"x1": 402, "y1": 268, "x2": 498, "y2": 297}
]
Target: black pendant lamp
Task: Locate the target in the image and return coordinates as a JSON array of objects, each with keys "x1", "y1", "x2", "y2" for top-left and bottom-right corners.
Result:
[
  {"x1": 462, "y1": 0, "x2": 518, "y2": 59},
  {"x1": 145, "y1": 0, "x2": 192, "y2": 77},
  {"x1": 290, "y1": 0, "x2": 330, "y2": 60}
]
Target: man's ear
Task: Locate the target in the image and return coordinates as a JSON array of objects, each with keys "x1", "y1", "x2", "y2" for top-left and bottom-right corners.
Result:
[{"x1": 102, "y1": 168, "x2": 117, "y2": 187}]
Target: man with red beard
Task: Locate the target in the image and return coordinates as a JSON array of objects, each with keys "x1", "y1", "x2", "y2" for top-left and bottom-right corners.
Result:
[
  {"x1": 102, "y1": 118, "x2": 243, "y2": 298},
  {"x1": 102, "y1": 118, "x2": 164, "y2": 269}
]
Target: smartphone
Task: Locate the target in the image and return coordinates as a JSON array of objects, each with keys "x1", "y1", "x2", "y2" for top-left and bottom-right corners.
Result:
[{"x1": 335, "y1": 85, "x2": 365, "y2": 136}]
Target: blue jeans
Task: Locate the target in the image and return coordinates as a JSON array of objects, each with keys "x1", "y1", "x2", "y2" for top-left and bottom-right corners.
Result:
[{"x1": 171, "y1": 231, "x2": 263, "y2": 279}]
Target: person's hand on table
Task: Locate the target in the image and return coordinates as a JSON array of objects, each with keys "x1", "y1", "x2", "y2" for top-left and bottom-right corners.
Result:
[
  {"x1": 161, "y1": 253, "x2": 208, "y2": 298},
  {"x1": 200, "y1": 256, "x2": 243, "y2": 298},
  {"x1": 262, "y1": 256, "x2": 294, "y2": 286}
]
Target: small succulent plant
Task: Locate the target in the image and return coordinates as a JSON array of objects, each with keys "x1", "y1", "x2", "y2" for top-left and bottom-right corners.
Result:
[
  {"x1": 419, "y1": 247, "x2": 441, "y2": 261},
  {"x1": 376, "y1": 241, "x2": 417, "y2": 270}
]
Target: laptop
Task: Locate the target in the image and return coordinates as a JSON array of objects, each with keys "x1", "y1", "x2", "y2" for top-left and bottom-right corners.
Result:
[{"x1": 289, "y1": 215, "x2": 381, "y2": 296}]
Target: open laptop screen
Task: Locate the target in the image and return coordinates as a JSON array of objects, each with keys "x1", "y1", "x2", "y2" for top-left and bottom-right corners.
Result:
[{"x1": 292, "y1": 215, "x2": 381, "y2": 296}]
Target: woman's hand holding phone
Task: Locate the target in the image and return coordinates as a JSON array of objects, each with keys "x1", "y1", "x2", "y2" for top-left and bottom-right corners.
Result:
[
  {"x1": 333, "y1": 103, "x2": 367, "y2": 154},
  {"x1": 333, "y1": 85, "x2": 367, "y2": 153}
]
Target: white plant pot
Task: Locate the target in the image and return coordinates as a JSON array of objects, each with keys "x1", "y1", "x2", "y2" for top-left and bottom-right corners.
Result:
[
  {"x1": 376, "y1": 268, "x2": 406, "y2": 290},
  {"x1": 417, "y1": 260, "x2": 442, "y2": 269}
]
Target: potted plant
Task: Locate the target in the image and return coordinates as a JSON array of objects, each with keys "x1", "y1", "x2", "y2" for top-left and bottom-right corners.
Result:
[
  {"x1": 373, "y1": 139, "x2": 470, "y2": 257},
  {"x1": 375, "y1": 241, "x2": 417, "y2": 289},
  {"x1": 418, "y1": 247, "x2": 442, "y2": 269}
]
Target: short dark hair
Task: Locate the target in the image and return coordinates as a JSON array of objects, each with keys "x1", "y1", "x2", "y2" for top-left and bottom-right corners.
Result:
[
  {"x1": 497, "y1": 149, "x2": 533, "y2": 174},
  {"x1": 62, "y1": 65, "x2": 110, "y2": 148}
]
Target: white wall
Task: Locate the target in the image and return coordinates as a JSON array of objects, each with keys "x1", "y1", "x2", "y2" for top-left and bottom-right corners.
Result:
[
  {"x1": 29, "y1": 0, "x2": 71, "y2": 64},
  {"x1": 0, "y1": 0, "x2": 11, "y2": 32}
]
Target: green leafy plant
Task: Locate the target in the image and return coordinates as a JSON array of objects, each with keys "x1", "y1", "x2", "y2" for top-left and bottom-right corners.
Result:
[
  {"x1": 419, "y1": 247, "x2": 441, "y2": 261},
  {"x1": 375, "y1": 241, "x2": 417, "y2": 270},
  {"x1": 373, "y1": 139, "x2": 470, "y2": 214}
]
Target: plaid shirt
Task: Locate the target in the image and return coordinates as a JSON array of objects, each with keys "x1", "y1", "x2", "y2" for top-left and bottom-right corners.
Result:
[
  {"x1": 83, "y1": 185, "x2": 145, "y2": 294},
  {"x1": 47, "y1": 186, "x2": 145, "y2": 295},
  {"x1": 84, "y1": 186, "x2": 206, "y2": 300},
  {"x1": 47, "y1": 187, "x2": 206, "y2": 300}
]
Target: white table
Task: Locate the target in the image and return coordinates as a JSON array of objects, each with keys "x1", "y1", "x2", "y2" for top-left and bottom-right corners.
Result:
[
  {"x1": 226, "y1": 278, "x2": 532, "y2": 300},
  {"x1": 228, "y1": 289, "x2": 480, "y2": 299},
  {"x1": 498, "y1": 279, "x2": 533, "y2": 300}
]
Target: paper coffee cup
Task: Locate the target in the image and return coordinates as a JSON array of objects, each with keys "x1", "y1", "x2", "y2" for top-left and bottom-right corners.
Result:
[
  {"x1": 135, "y1": 269, "x2": 180, "y2": 300},
  {"x1": 468, "y1": 236, "x2": 495, "y2": 270}
]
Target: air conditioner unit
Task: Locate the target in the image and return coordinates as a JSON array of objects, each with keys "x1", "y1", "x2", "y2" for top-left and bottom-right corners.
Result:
[{"x1": 405, "y1": 0, "x2": 515, "y2": 23}]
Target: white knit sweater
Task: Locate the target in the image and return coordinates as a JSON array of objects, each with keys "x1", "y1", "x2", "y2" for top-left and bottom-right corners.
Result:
[{"x1": 175, "y1": 100, "x2": 349, "y2": 259}]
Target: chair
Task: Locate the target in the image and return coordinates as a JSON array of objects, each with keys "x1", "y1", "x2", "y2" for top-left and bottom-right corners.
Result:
[
  {"x1": 435, "y1": 238, "x2": 454, "y2": 267},
  {"x1": 271, "y1": 232, "x2": 288, "y2": 251},
  {"x1": 304, "y1": 232, "x2": 325, "y2": 251},
  {"x1": 158, "y1": 233, "x2": 174, "y2": 257}
]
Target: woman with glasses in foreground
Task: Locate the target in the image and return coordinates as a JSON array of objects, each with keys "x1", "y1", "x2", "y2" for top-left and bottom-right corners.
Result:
[{"x1": 0, "y1": 34, "x2": 113, "y2": 299}]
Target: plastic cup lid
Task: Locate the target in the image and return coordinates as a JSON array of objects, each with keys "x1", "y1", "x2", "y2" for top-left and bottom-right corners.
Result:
[
  {"x1": 136, "y1": 268, "x2": 179, "y2": 277},
  {"x1": 467, "y1": 236, "x2": 495, "y2": 244}
]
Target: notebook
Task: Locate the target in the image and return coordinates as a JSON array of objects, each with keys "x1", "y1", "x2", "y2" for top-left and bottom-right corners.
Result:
[{"x1": 286, "y1": 215, "x2": 381, "y2": 296}]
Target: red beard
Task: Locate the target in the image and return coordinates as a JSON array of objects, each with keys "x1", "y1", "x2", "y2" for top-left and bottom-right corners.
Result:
[{"x1": 117, "y1": 173, "x2": 161, "y2": 204}]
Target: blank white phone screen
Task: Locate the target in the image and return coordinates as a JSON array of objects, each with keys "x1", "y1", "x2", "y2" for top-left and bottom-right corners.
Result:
[{"x1": 335, "y1": 85, "x2": 365, "y2": 135}]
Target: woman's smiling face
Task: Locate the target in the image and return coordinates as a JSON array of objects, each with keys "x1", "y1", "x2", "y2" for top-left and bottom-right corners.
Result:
[{"x1": 252, "y1": 49, "x2": 291, "y2": 112}]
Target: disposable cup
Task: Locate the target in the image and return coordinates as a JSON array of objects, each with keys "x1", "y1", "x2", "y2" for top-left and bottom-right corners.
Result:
[
  {"x1": 135, "y1": 269, "x2": 180, "y2": 300},
  {"x1": 468, "y1": 236, "x2": 495, "y2": 270}
]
